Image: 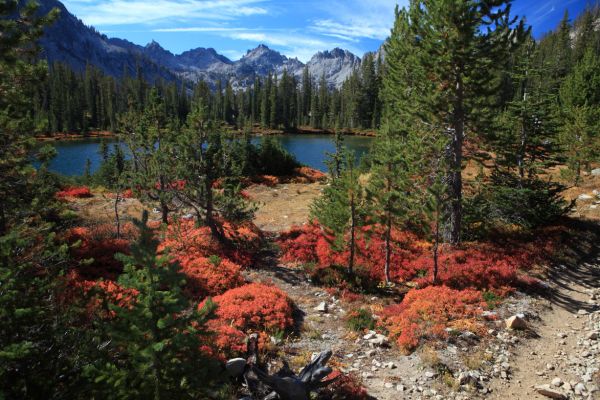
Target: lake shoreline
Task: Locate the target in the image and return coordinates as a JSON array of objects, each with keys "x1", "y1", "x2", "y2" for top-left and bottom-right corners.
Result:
[
  {"x1": 35, "y1": 126, "x2": 376, "y2": 142},
  {"x1": 35, "y1": 131, "x2": 115, "y2": 142}
]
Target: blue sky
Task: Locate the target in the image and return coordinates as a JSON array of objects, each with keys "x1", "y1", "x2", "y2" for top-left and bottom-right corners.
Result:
[{"x1": 61, "y1": 0, "x2": 590, "y2": 62}]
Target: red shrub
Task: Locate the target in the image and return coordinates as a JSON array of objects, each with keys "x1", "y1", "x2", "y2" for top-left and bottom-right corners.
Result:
[
  {"x1": 203, "y1": 283, "x2": 294, "y2": 333},
  {"x1": 278, "y1": 223, "x2": 428, "y2": 283},
  {"x1": 160, "y1": 219, "x2": 262, "y2": 268},
  {"x1": 65, "y1": 226, "x2": 131, "y2": 280},
  {"x1": 64, "y1": 271, "x2": 137, "y2": 318},
  {"x1": 293, "y1": 167, "x2": 327, "y2": 183},
  {"x1": 325, "y1": 371, "x2": 370, "y2": 400},
  {"x1": 252, "y1": 175, "x2": 280, "y2": 187},
  {"x1": 278, "y1": 223, "x2": 322, "y2": 264},
  {"x1": 177, "y1": 255, "x2": 245, "y2": 299},
  {"x1": 380, "y1": 286, "x2": 485, "y2": 352},
  {"x1": 198, "y1": 283, "x2": 293, "y2": 360},
  {"x1": 280, "y1": 222, "x2": 553, "y2": 294},
  {"x1": 56, "y1": 186, "x2": 92, "y2": 199}
]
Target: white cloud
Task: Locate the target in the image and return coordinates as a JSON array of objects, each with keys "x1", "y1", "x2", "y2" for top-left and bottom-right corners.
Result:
[
  {"x1": 310, "y1": 0, "x2": 404, "y2": 41},
  {"x1": 62, "y1": 0, "x2": 270, "y2": 26}
]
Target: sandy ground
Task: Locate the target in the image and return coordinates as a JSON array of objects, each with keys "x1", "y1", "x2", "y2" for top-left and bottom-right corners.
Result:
[{"x1": 245, "y1": 182, "x2": 325, "y2": 232}]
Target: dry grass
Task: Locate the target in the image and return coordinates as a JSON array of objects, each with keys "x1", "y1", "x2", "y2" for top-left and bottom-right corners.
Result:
[
  {"x1": 461, "y1": 348, "x2": 494, "y2": 371},
  {"x1": 246, "y1": 182, "x2": 325, "y2": 232}
]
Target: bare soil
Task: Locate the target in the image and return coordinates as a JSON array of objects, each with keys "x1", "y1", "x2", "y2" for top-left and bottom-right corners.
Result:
[{"x1": 246, "y1": 182, "x2": 325, "y2": 232}]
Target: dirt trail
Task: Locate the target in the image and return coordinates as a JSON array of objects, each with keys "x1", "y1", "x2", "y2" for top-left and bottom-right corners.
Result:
[{"x1": 490, "y1": 253, "x2": 600, "y2": 399}]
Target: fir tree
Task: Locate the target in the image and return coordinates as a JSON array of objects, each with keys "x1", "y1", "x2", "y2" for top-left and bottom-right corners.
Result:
[
  {"x1": 559, "y1": 47, "x2": 600, "y2": 184},
  {"x1": 84, "y1": 211, "x2": 222, "y2": 399},
  {"x1": 383, "y1": 0, "x2": 529, "y2": 244},
  {"x1": 311, "y1": 151, "x2": 368, "y2": 276}
]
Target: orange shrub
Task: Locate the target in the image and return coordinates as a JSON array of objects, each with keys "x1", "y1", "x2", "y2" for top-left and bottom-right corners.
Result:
[
  {"x1": 56, "y1": 186, "x2": 92, "y2": 199},
  {"x1": 325, "y1": 371, "x2": 370, "y2": 400},
  {"x1": 380, "y1": 286, "x2": 485, "y2": 352},
  {"x1": 252, "y1": 175, "x2": 280, "y2": 187},
  {"x1": 293, "y1": 167, "x2": 327, "y2": 183},
  {"x1": 205, "y1": 283, "x2": 294, "y2": 333},
  {"x1": 198, "y1": 283, "x2": 293, "y2": 360},
  {"x1": 278, "y1": 223, "x2": 428, "y2": 283},
  {"x1": 159, "y1": 219, "x2": 262, "y2": 268},
  {"x1": 64, "y1": 271, "x2": 137, "y2": 318},
  {"x1": 177, "y1": 255, "x2": 245, "y2": 299},
  {"x1": 65, "y1": 226, "x2": 130, "y2": 280}
]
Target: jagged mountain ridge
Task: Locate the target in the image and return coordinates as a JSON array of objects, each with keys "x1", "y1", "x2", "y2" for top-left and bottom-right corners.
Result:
[{"x1": 32, "y1": 0, "x2": 375, "y2": 89}]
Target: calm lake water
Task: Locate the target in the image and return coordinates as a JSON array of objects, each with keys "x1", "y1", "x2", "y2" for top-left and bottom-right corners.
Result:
[{"x1": 39, "y1": 134, "x2": 373, "y2": 176}]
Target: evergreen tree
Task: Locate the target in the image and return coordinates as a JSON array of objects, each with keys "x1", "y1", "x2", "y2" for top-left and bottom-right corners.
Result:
[
  {"x1": 311, "y1": 151, "x2": 368, "y2": 276},
  {"x1": 559, "y1": 48, "x2": 600, "y2": 184},
  {"x1": 84, "y1": 211, "x2": 222, "y2": 399},
  {"x1": 384, "y1": 0, "x2": 528, "y2": 244}
]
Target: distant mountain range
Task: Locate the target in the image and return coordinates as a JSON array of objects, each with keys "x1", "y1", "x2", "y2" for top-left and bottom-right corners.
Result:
[{"x1": 32, "y1": 0, "x2": 381, "y2": 89}]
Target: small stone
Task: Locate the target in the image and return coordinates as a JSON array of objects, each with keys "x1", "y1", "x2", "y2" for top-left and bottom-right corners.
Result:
[
  {"x1": 586, "y1": 332, "x2": 599, "y2": 340},
  {"x1": 578, "y1": 194, "x2": 594, "y2": 201},
  {"x1": 551, "y1": 378, "x2": 563, "y2": 387},
  {"x1": 368, "y1": 334, "x2": 389, "y2": 347},
  {"x1": 225, "y1": 358, "x2": 247, "y2": 377},
  {"x1": 557, "y1": 332, "x2": 567, "y2": 339},
  {"x1": 365, "y1": 349, "x2": 376, "y2": 357},
  {"x1": 578, "y1": 309, "x2": 589, "y2": 315},
  {"x1": 396, "y1": 384, "x2": 405, "y2": 392},
  {"x1": 424, "y1": 371, "x2": 436, "y2": 379},
  {"x1": 562, "y1": 382, "x2": 572, "y2": 391},
  {"x1": 534, "y1": 384, "x2": 567, "y2": 399},
  {"x1": 547, "y1": 363, "x2": 555, "y2": 370},
  {"x1": 505, "y1": 315, "x2": 528, "y2": 330},
  {"x1": 314, "y1": 302, "x2": 328, "y2": 313},
  {"x1": 363, "y1": 331, "x2": 376, "y2": 340},
  {"x1": 574, "y1": 383, "x2": 586, "y2": 395},
  {"x1": 592, "y1": 168, "x2": 600, "y2": 176},
  {"x1": 384, "y1": 362, "x2": 397, "y2": 369},
  {"x1": 384, "y1": 382, "x2": 394, "y2": 389}
]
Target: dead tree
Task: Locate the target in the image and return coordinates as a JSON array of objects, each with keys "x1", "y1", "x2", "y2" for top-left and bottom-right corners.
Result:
[{"x1": 234, "y1": 334, "x2": 338, "y2": 400}]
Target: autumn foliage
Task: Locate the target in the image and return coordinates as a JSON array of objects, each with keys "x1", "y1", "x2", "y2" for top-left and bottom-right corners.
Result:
[
  {"x1": 176, "y1": 255, "x2": 245, "y2": 299},
  {"x1": 324, "y1": 371, "x2": 370, "y2": 400},
  {"x1": 65, "y1": 225, "x2": 132, "y2": 280},
  {"x1": 199, "y1": 283, "x2": 294, "y2": 359},
  {"x1": 278, "y1": 222, "x2": 428, "y2": 283},
  {"x1": 206, "y1": 283, "x2": 294, "y2": 332},
  {"x1": 380, "y1": 286, "x2": 485, "y2": 352},
  {"x1": 56, "y1": 186, "x2": 92, "y2": 199},
  {"x1": 278, "y1": 222, "x2": 555, "y2": 293},
  {"x1": 159, "y1": 219, "x2": 263, "y2": 268}
]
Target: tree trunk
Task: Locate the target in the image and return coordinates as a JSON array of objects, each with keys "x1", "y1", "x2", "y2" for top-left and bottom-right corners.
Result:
[
  {"x1": 348, "y1": 192, "x2": 356, "y2": 276},
  {"x1": 0, "y1": 203, "x2": 5, "y2": 236},
  {"x1": 161, "y1": 201, "x2": 169, "y2": 225},
  {"x1": 114, "y1": 191, "x2": 121, "y2": 239},
  {"x1": 518, "y1": 119, "x2": 527, "y2": 183},
  {"x1": 205, "y1": 179, "x2": 223, "y2": 241},
  {"x1": 159, "y1": 175, "x2": 169, "y2": 224},
  {"x1": 432, "y1": 204, "x2": 440, "y2": 285},
  {"x1": 384, "y1": 211, "x2": 392, "y2": 284},
  {"x1": 445, "y1": 73, "x2": 464, "y2": 245}
]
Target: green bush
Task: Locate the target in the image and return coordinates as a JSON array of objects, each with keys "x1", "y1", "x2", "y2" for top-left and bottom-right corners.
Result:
[
  {"x1": 346, "y1": 308, "x2": 376, "y2": 332},
  {"x1": 255, "y1": 136, "x2": 300, "y2": 176},
  {"x1": 464, "y1": 171, "x2": 568, "y2": 239}
]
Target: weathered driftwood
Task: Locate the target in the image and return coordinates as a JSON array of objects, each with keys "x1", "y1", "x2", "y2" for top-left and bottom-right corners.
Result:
[{"x1": 238, "y1": 334, "x2": 338, "y2": 400}]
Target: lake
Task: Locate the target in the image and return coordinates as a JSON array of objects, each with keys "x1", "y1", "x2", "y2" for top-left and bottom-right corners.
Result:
[{"x1": 39, "y1": 134, "x2": 373, "y2": 176}]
